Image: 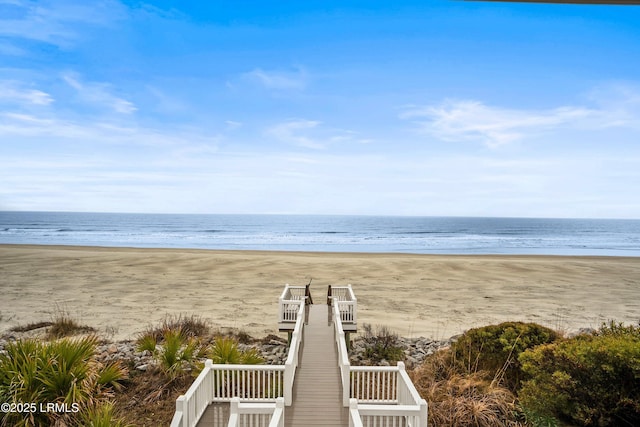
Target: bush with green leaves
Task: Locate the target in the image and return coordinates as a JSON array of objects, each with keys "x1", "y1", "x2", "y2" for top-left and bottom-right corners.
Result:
[
  {"x1": 451, "y1": 322, "x2": 559, "y2": 391},
  {"x1": 208, "y1": 337, "x2": 264, "y2": 365},
  {"x1": 136, "y1": 329, "x2": 204, "y2": 379},
  {"x1": 0, "y1": 336, "x2": 127, "y2": 427},
  {"x1": 518, "y1": 322, "x2": 640, "y2": 427},
  {"x1": 80, "y1": 402, "x2": 133, "y2": 427},
  {"x1": 361, "y1": 323, "x2": 404, "y2": 364}
]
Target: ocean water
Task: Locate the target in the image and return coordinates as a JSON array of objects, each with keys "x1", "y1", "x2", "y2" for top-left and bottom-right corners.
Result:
[{"x1": 1, "y1": 211, "x2": 640, "y2": 256}]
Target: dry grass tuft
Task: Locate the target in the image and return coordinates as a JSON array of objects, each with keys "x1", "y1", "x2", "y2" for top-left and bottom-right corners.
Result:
[
  {"x1": 411, "y1": 348, "x2": 522, "y2": 427},
  {"x1": 138, "y1": 313, "x2": 210, "y2": 343}
]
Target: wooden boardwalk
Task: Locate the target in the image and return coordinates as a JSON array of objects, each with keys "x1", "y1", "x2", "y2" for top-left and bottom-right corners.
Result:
[
  {"x1": 195, "y1": 403, "x2": 230, "y2": 427},
  {"x1": 285, "y1": 304, "x2": 348, "y2": 427},
  {"x1": 195, "y1": 304, "x2": 347, "y2": 427}
]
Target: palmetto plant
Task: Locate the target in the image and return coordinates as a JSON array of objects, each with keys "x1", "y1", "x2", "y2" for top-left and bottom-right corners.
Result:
[
  {"x1": 208, "y1": 336, "x2": 264, "y2": 365},
  {"x1": 0, "y1": 336, "x2": 127, "y2": 427},
  {"x1": 137, "y1": 328, "x2": 204, "y2": 379}
]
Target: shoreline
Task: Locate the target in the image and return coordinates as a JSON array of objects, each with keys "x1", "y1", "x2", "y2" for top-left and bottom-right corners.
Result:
[
  {"x1": 1, "y1": 244, "x2": 639, "y2": 342},
  {"x1": 3, "y1": 242, "x2": 640, "y2": 259}
]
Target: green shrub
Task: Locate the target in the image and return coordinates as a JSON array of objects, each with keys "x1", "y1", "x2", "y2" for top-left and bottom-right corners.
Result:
[
  {"x1": 361, "y1": 324, "x2": 404, "y2": 364},
  {"x1": 451, "y1": 322, "x2": 559, "y2": 390},
  {"x1": 517, "y1": 404, "x2": 559, "y2": 427},
  {"x1": 208, "y1": 337, "x2": 264, "y2": 365},
  {"x1": 80, "y1": 402, "x2": 131, "y2": 427},
  {"x1": 0, "y1": 336, "x2": 126, "y2": 427},
  {"x1": 518, "y1": 322, "x2": 640, "y2": 426},
  {"x1": 135, "y1": 332, "x2": 158, "y2": 353},
  {"x1": 152, "y1": 329, "x2": 202, "y2": 379}
]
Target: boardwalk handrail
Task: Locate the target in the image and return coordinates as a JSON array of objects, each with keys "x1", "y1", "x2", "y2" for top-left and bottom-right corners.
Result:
[
  {"x1": 283, "y1": 299, "x2": 305, "y2": 405},
  {"x1": 279, "y1": 284, "x2": 307, "y2": 323},
  {"x1": 333, "y1": 298, "x2": 352, "y2": 407},
  {"x1": 349, "y1": 398, "x2": 427, "y2": 427},
  {"x1": 332, "y1": 295, "x2": 428, "y2": 427},
  {"x1": 227, "y1": 397, "x2": 285, "y2": 427},
  {"x1": 171, "y1": 297, "x2": 305, "y2": 426},
  {"x1": 330, "y1": 284, "x2": 357, "y2": 325}
]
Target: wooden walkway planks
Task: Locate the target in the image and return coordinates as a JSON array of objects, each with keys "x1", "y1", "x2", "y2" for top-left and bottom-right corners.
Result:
[
  {"x1": 284, "y1": 304, "x2": 348, "y2": 427},
  {"x1": 195, "y1": 403, "x2": 230, "y2": 427},
  {"x1": 195, "y1": 304, "x2": 347, "y2": 427}
]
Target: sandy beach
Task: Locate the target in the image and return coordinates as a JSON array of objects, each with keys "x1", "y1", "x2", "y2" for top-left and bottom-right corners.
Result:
[{"x1": 1, "y1": 244, "x2": 639, "y2": 341}]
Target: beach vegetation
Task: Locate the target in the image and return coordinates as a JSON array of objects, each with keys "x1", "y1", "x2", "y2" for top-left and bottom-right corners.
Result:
[
  {"x1": 9, "y1": 321, "x2": 53, "y2": 333},
  {"x1": 136, "y1": 332, "x2": 158, "y2": 354},
  {"x1": 43, "y1": 306, "x2": 95, "y2": 340},
  {"x1": 208, "y1": 336, "x2": 264, "y2": 365},
  {"x1": 80, "y1": 401, "x2": 133, "y2": 427},
  {"x1": 138, "y1": 328, "x2": 204, "y2": 380},
  {"x1": 154, "y1": 313, "x2": 210, "y2": 341},
  {"x1": 451, "y1": 322, "x2": 560, "y2": 392},
  {"x1": 518, "y1": 321, "x2": 640, "y2": 426},
  {"x1": 0, "y1": 336, "x2": 127, "y2": 427},
  {"x1": 361, "y1": 323, "x2": 404, "y2": 364},
  {"x1": 411, "y1": 348, "x2": 519, "y2": 426}
]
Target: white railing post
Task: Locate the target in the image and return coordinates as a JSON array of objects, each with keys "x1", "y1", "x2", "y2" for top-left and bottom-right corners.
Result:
[
  {"x1": 419, "y1": 399, "x2": 428, "y2": 427},
  {"x1": 397, "y1": 361, "x2": 406, "y2": 404},
  {"x1": 269, "y1": 397, "x2": 285, "y2": 427},
  {"x1": 284, "y1": 360, "x2": 292, "y2": 405},
  {"x1": 205, "y1": 359, "x2": 213, "y2": 405},
  {"x1": 170, "y1": 395, "x2": 186, "y2": 427},
  {"x1": 348, "y1": 284, "x2": 357, "y2": 324},
  {"x1": 228, "y1": 397, "x2": 240, "y2": 427},
  {"x1": 332, "y1": 297, "x2": 352, "y2": 407},
  {"x1": 349, "y1": 398, "x2": 363, "y2": 427}
]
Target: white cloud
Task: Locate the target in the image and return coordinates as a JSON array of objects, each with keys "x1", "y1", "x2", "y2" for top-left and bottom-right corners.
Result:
[
  {"x1": 268, "y1": 119, "x2": 323, "y2": 149},
  {"x1": 401, "y1": 85, "x2": 640, "y2": 148},
  {"x1": 225, "y1": 120, "x2": 242, "y2": 130},
  {"x1": 0, "y1": 111, "x2": 217, "y2": 149},
  {"x1": 267, "y1": 119, "x2": 372, "y2": 150},
  {"x1": 0, "y1": 81, "x2": 54, "y2": 105},
  {"x1": 400, "y1": 100, "x2": 596, "y2": 148},
  {"x1": 0, "y1": 0, "x2": 126, "y2": 48},
  {"x1": 243, "y1": 67, "x2": 308, "y2": 90},
  {"x1": 62, "y1": 72, "x2": 137, "y2": 114}
]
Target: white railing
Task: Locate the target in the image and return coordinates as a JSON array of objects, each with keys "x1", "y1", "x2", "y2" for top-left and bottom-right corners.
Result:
[
  {"x1": 171, "y1": 359, "x2": 215, "y2": 427},
  {"x1": 279, "y1": 284, "x2": 306, "y2": 323},
  {"x1": 227, "y1": 397, "x2": 285, "y2": 427},
  {"x1": 333, "y1": 297, "x2": 352, "y2": 407},
  {"x1": 172, "y1": 292, "x2": 305, "y2": 427},
  {"x1": 351, "y1": 366, "x2": 398, "y2": 404},
  {"x1": 349, "y1": 398, "x2": 427, "y2": 427},
  {"x1": 330, "y1": 285, "x2": 357, "y2": 325},
  {"x1": 349, "y1": 364, "x2": 427, "y2": 425},
  {"x1": 210, "y1": 364, "x2": 285, "y2": 402},
  {"x1": 332, "y1": 294, "x2": 428, "y2": 427},
  {"x1": 283, "y1": 300, "x2": 305, "y2": 405},
  {"x1": 170, "y1": 361, "x2": 285, "y2": 427}
]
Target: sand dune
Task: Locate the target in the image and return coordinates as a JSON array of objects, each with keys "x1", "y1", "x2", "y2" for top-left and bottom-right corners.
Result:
[{"x1": 1, "y1": 244, "x2": 639, "y2": 341}]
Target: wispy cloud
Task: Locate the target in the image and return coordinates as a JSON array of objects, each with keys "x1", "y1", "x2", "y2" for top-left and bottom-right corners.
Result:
[
  {"x1": 0, "y1": 80, "x2": 54, "y2": 105},
  {"x1": 0, "y1": 0, "x2": 126, "y2": 48},
  {"x1": 267, "y1": 119, "x2": 372, "y2": 149},
  {"x1": 0, "y1": 111, "x2": 217, "y2": 149},
  {"x1": 62, "y1": 72, "x2": 137, "y2": 114},
  {"x1": 268, "y1": 119, "x2": 323, "y2": 148},
  {"x1": 400, "y1": 85, "x2": 640, "y2": 148},
  {"x1": 243, "y1": 66, "x2": 308, "y2": 90},
  {"x1": 400, "y1": 100, "x2": 595, "y2": 148}
]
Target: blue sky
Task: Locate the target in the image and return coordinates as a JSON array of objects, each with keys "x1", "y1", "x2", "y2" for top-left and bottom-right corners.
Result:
[{"x1": 1, "y1": 0, "x2": 639, "y2": 218}]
